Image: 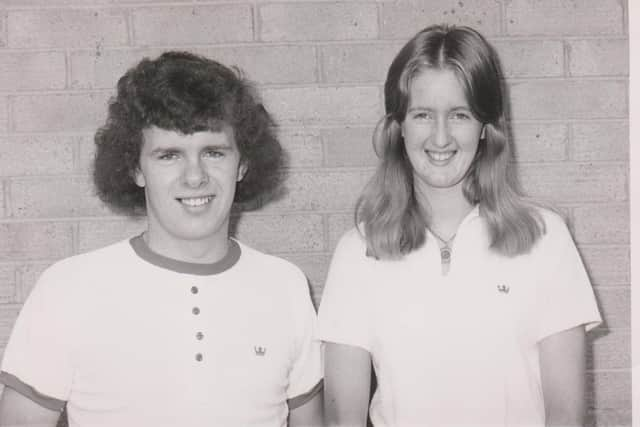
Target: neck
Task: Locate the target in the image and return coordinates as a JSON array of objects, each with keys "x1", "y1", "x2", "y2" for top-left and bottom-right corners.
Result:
[
  {"x1": 144, "y1": 229, "x2": 231, "y2": 265},
  {"x1": 417, "y1": 185, "x2": 475, "y2": 237}
]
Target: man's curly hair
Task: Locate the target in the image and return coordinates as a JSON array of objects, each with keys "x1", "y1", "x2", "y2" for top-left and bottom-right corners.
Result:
[{"x1": 93, "y1": 51, "x2": 284, "y2": 216}]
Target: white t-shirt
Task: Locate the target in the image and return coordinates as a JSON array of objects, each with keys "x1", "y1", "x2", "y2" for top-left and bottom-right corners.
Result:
[
  {"x1": 318, "y1": 207, "x2": 601, "y2": 427},
  {"x1": 1, "y1": 236, "x2": 323, "y2": 427}
]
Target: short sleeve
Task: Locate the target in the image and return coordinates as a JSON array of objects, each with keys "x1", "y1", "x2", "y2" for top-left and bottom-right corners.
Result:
[
  {"x1": 535, "y1": 213, "x2": 602, "y2": 341},
  {"x1": 0, "y1": 265, "x2": 74, "y2": 408},
  {"x1": 317, "y1": 229, "x2": 373, "y2": 352},
  {"x1": 286, "y1": 271, "x2": 323, "y2": 408}
]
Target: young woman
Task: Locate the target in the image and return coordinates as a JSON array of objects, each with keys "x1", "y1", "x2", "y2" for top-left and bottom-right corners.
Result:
[{"x1": 318, "y1": 25, "x2": 601, "y2": 427}]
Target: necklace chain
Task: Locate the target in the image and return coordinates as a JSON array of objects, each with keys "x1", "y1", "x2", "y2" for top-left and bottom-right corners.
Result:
[{"x1": 428, "y1": 228, "x2": 456, "y2": 266}]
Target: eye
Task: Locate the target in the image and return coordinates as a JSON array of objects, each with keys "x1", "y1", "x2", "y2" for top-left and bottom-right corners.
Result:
[
  {"x1": 412, "y1": 111, "x2": 432, "y2": 120},
  {"x1": 203, "y1": 149, "x2": 224, "y2": 159},
  {"x1": 157, "y1": 151, "x2": 179, "y2": 161},
  {"x1": 450, "y1": 111, "x2": 471, "y2": 120}
]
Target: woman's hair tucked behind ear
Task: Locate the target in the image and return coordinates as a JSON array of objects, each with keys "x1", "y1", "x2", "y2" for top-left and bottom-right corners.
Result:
[
  {"x1": 93, "y1": 51, "x2": 284, "y2": 216},
  {"x1": 356, "y1": 24, "x2": 544, "y2": 259}
]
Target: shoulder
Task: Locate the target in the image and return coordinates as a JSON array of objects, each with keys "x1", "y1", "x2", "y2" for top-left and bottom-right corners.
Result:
[
  {"x1": 527, "y1": 206, "x2": 577, "y2": 258},
  {"x1": 234, "y1": 239, "x2": 308, "y2": 287},
  {"x1": 333, "y1": 227, "x2": 368, "y2": 258},
  {"x1": 35, "y1": 238, "x2": 135, "y2": 292}
]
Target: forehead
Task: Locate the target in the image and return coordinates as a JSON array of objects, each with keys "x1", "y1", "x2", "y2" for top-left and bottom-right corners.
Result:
[
  {"x1": 407, "y1": 68, "x2": 468, "y2": 108},
  {"x1": 141, "y1": 125, "x2": 236, "y2": 150}
]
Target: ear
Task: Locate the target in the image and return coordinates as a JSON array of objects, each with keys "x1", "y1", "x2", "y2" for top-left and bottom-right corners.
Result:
[
  {"x1": 134, "y1": 168, "x2": 146, "y2": 188},
  {"x1": 480, "y1": 125, "x2": 486, "y2": 140},
  {"x1": 237, "y1": 162, "x2": 248, "y2": 182}
]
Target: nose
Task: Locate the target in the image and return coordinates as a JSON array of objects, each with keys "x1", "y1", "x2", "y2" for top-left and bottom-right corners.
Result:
[
  {"x1": 183, "y1": 157, "x2": 209, "y2": 188},
  {"x1": 433, "y1": 118, "x2": 450, "y2": 148}
]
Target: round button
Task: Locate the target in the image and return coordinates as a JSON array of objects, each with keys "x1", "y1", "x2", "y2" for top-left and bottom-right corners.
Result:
[
  {"x1": 192, "y1": 307, "x2": 200, "y2": 315},
  {"x1": 196, "y1": 332, "x2": 204, "y2": 340},
  {"x1": 191, "y1": 286, "x2": 198, "y2": 294},
  {"x1": 195, "y1": 353, "x2": 203, "y2": 362}
]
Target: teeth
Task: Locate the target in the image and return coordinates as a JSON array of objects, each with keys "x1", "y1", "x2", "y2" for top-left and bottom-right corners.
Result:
[
  {"x1": 427, "y1": 151, "x2": 455, "y2": 161},
  {"x1": 180, "y1": 196, "x2": 213, "y2": 207}
]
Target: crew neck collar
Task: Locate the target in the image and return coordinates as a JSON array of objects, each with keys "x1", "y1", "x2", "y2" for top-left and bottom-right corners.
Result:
[{"x1": 129, "y1": 234, "x2": 241, "y2": 275}]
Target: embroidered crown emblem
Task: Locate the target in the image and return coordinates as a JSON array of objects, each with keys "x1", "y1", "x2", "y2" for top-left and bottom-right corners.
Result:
[
  {"x1": 497, "y1": 284, "x2": 510, "y2": 294},
  {"x1": 254, "y1": 346, "x2": 266, "y2": 356}
]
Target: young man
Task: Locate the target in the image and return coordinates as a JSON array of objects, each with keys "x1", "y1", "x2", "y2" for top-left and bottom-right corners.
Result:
[{"x1": 0, "y1": 52, "x2": 323, "y2": 427}]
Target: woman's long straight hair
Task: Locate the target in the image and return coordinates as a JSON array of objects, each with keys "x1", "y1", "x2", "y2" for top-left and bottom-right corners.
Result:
[{"x1": 356, "y1": 25, "x2": 544, "y2": 259}]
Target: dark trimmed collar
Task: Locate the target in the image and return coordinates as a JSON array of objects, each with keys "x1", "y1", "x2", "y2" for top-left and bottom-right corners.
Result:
[{"x1": 129, "y1": 234, "x2": 241, "y2": 275}]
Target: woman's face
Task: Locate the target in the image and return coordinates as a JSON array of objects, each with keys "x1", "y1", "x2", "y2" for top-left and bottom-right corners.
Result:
[{"x1": 401, "y1": 68, "x2": 484, "y2": 198}]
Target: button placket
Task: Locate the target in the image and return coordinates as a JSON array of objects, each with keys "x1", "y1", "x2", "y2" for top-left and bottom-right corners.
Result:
[{"x1": 191, "y1": 283, "x2": 204, "y2": 362}]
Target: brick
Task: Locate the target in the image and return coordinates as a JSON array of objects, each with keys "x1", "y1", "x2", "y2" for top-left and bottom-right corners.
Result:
[
  {"x1": 572, "y1": 121, "x2": 629, "y2": 162},
  {"x1": 324, "y1": 126, "x2": 379, "y2": 167},
  {"x1": 266, "y1": 170, "x2": 372, "y2": 213},
  {"x1": 77, "y1": 218, "x2": 147, "y2": 253},
  {"x1": 587, "y1": 329, "x2": 630, "y2": 371},
  {"x1": 509, "y1": 80, "x2": 627, "y2": 120},
  {"x1": 133, "y1": 5, "x2": 252, "y2": 46},
  {"x1": 593, "y1": 287, "x2": 630, "y2": 329},
  {"x1": 0, "y1": 264, "x2": 17, "y2": 303},
  {"x1": 0, "y1": 97, "x2": 8, "y2": 132},
  {"x1": 77, "y1": 135, "x2": 98, "y2": 174},
  {"x1": 17, "y1": 262, "x2": 52, "y2": 302},
  {"x1": 320, "y1": 42, "x2": 402, "y2": 84},
  {"x1": 585, "y1": 408, "x2": 631, "y2": 427},
  {"x1": 13, "y1": 92, "x2": 111, "y2": 132},
  {"x1": 573, "y1": 204, "x2": 629, "y2": 244},
  {"x1": 568, "y1": 39, "x2": 628, "y2": 76},
  {"x1": 198, "y1": 46, "x2": 317, "y2": 85},
  {"x1": 0, "y1": 15, "x2": 5, "y2": 48},
  {"x1": 278, "y1": 130, "x2": 324, "y2": 169},
  {"x1": 328, "y1": 212, "x2": 356, "y2": 252},
  {"x1": 510, "y1": 123, "x2": 568, "y2": 162},
  {"x1": 579, "y1": 246, "x2": 629, "y2": 286},
  {"x1": 0, "y1": 52, "x2": 66, "y2": 91},
  {"x1": 278, "y1": 253, "x2": 331, "y2": 307},
  {"x1": 263, "y1": 87, "x2": 381, "y2": 126},
  {"x1": 505, "y1": 0, "x2": 624, "y2": 36},
  {"x1": 0, "y1": 222, "x2": 73, "y2": 260},
  {"x1": 70, "y1": 49, "x2": 161, "y2": 89},
  {"x1": 9, "y1": 176, "x2": 111, "y2": 218},
  {"x1": 0, "y1": 135, "x2": 75, "y2": 177},
  {"x1": 7, "y1": 9, "x2": 128, "y2": 48},
  {"x1": 381, "y1": 0, "x2": 502, "y2": 39},
  {"x1": 0, "y1": 184, "x2": 5, "y2": 218},
  {"x1": 519, "y1": 163, "x2": 627, "y2": 203},
  {"x1": 0, "y1": 305, "x2": 22, "y2": 349},
  {"x1": 260, "y1": 3, "x2": 377, "y2": 42},
  {"x1": 231, "y1": 213, "x2": 324, "y2": 253},
  {"x1": 493, "y1": 39, "x2": 564, "y2": 78},
  {"x1": 586, "y1": 371, "x2": 630, "y2": 409}
]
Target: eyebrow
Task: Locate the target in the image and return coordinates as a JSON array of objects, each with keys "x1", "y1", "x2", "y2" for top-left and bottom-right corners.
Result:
[
  {"x1": 407, "y1": 105, "x2": 471, "y2": 112},
  {"x1": 148, "y1": 144, "x2": 233, "y2": 155}
]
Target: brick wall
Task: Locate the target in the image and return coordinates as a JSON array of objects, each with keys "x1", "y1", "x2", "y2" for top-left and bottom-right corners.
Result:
[{"x1": 0, "y1": 1, "x2": 629, "y2": 425}]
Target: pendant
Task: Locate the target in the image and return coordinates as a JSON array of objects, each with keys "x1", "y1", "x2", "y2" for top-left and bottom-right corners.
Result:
[{"x1": 440, "y1": 246, "x2": 451, "y2": 264}]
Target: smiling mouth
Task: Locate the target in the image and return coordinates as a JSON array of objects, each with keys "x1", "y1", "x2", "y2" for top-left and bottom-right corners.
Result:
[
  {"x1": 177, "y1": 196, "x2": 214, "y2": 207},
  {"x1": 426, "y1": 150, "x2": 456, "y2": 161}
]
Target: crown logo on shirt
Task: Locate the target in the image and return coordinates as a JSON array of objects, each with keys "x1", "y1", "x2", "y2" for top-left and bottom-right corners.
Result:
[
  {"x1": 254, "y1": 346, "x2": 267, "y2": 356},
  {"x1": 497, "y1": 284, "x2": 510, "y2": 294}
]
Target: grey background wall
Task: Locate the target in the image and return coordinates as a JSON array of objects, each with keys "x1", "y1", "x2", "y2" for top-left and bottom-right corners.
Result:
[{"x1": 0, "y1": 0, "x2": 630, "y2": 425}]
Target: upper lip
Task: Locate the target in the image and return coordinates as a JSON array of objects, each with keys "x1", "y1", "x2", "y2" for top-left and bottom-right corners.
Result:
[{"x1": 176, "y1": 195, "x2": 215, "y2": 200}]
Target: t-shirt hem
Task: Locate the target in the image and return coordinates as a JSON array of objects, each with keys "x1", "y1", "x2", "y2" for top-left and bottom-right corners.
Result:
[
  {"x1": 0, "y1": 371, "x2": 66, "y2": 412},
  {"x1": 287, "y1": 379, "x2": 323, "y2": 410},
  {"x1": 537, "y1": 316, "x2": 603, "y2": 343}
]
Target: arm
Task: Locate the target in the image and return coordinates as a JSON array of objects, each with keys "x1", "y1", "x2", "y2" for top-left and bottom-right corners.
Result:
[
  {"x1": 0, "y1": 386, "x2": 61, "y2": 427},
  {"x1": 289, "y1": 389, "x2": 324, "y2": 427},
  {"x1": 324, "y1": 342, "x2": 372, "y2": 427},
  {"x1": 539, "y1": 325, "x2": 586, "y2": 427}
]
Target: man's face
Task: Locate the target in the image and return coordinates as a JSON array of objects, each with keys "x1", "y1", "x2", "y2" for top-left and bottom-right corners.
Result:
[{"x1": 135, "y1": 125, "x2": 246, "y2": 250}]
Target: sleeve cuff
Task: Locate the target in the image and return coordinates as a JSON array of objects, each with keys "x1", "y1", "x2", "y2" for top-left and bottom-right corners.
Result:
[
  {"x1": 287, "y1": 379, "x2": 323, "y2": 410},
  {"x1": 0, "y1": 371, "x2": 66, "y2": 412}
]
